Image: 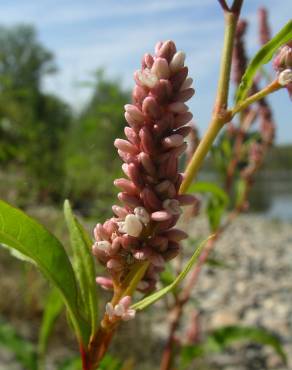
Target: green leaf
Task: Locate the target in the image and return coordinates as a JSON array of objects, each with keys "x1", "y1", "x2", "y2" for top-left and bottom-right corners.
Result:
[
  {"x1": 0, "y1": 317, "x2": 37, "y2": 370},
  {"x1": 64, "y1": 200, "x2": 98, "y2": 335},
  {"x1": 189, "y1": 182, "x2": 229, "y2": 231},
  {"x1": 0, "y1": 199, "x2": 90, "y2": 344},
  {"x1": 38, "y1": 288, "x2": 64, "y2": 367},
  {"x1": 180, "y1": 325, "x2": 287, "y2": 369},
  {"x1": 98, "y1": 354, "x2": 122, "y2": 370},
  {"x1": 188, "y1": 182, "x2": 229, "y2": 205},
  {"x1": 236, "y1": 20, "x2": 292, "y2": 103},
  {"x1": 58, "y1": 357, "x2": 82, "y2": 370},
  {"x1": 131, "y1": 236, "x2": 213, "y2": 311}
]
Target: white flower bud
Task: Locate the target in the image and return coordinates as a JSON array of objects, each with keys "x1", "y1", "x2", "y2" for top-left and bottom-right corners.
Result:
[
  {"x1": 134, "y1": 207, "x2": 150, "y2": 225},
  {"x1": 124, "y1": 214, "x2": 143, "y2": 237},
  {"x1": 122, "y1": 309, "x2": 136, "y2": 321},
  {"x1": 114, "y1": 303, "x2": 126, "y2": 317},
  {"x1": 105, "y1": 302, "x2": 114, "y2": 320},
  {"x1": 97, "y1": 241, "x2": 111, "y2": 250},
  {"x1": 137, "y1": 69, "x2": 158, "y2": 88},
  {"x1": 169, "y1": 51, "x2": 185, "y2": 73},
  {"x1": 278, "y1": 69, "x2": 292, "y2": 86}
]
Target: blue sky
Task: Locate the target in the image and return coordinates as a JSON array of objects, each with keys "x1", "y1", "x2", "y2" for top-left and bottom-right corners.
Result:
[{"x1": 0, "y1": 0, "x2": 291, "y2": 143}]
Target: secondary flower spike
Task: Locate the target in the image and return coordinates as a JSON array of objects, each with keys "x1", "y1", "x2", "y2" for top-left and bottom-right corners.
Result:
[{"x1": 92, "y1": 40, "x2": 196, "y2": 296}]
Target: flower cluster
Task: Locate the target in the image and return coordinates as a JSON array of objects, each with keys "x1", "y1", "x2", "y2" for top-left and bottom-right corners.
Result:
[
  {"x1": 92, "y1": 40, "x2": 196, "y2": 300},
  {"x1": 273, "y1": 42, "x2": 292, "y2": 97}
]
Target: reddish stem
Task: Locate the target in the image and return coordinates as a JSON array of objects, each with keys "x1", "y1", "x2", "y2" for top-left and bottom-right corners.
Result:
[{"x1": 80, "y1": 344, "x2": 90, "y2": 370}]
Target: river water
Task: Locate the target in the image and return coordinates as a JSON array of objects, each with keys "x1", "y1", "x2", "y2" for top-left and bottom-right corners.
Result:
[{"x1": 198, "y1": 171, "x2": 292, "y2": 221}]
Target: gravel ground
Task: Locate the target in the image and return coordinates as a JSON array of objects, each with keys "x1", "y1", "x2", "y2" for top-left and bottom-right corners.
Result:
[
  {"x1": 0, "y1": 214, "x2": 292, "y2": 369},
  {"x1": 154, "y1": 214, "x2": 292, "y2": 370}
]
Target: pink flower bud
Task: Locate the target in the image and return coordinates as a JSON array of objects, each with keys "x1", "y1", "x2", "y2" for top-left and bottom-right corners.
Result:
[
  {"x1": 114, "y1": 178, "x2": 138, "y2": 195},
  {"x1": 181, "y1": 77, "x2": 193, "y2": 90},
  {"x1": 163, "y1": 134, "x2": 184, "y2": 148},
  {"x1": 138, "y1": 152, "x2": 157, "y2": 176},
  {"x1": 156, "y1": 40, "x2": 177, "y2": 62},
  {"x1": 168, "y1": 102, "x2": 189, "y2": 114},
  {"x1": 151, "y1": 57, "x2": 170, "y2": 79},
  {"x1": 114, "y1": 139, "x2": 139, "y2": 155},
  {"x1": 174, "y1": 112, "x2": 193, "y2": 128},
  {"x1": 170, "y1": 66, "x2": 188, "y2": 91},
  {"x1": 148, "y1": 252, "x2": 165, "y2": 267},
  {"x1": 141, "y1": 187, "x2": 162, "y2": 211},
  {"x1": 142, "y1": 53, "x2": 154, "y2": 69},
  {"x1": 119, "y1": 295, "x2": 132, "y2": 309},
  {"x1": 175, "y1": 88, "x2": 195, "y2": 102},
  {"x1": 96, "y1": 277, "x2": 114, "y2": 290},
  {"x1": 151, "y1": 79, "x2": 172, "y2": 104},
  {"x1": 177, "y1": 194, "x2": 198, "y2": 205},
  {"x1": 112, "y1": 205, "x2": 129, "y2": 218},
  {"x1": 139, "y1": 127, "x2": 156, "y2": 154},
  {"x1": 151, "y1": 211, "x2": 172, "y2": 221},
  {"x1": 136, "y1": 69, "x2": 158, "y2": 88},
  {"x1": 142, "y1": 96, "x2": 162, "y2": 119},
  {"x1": 118, "y1": 192, "x2": 141, "y2": 208},
  {"x1": 175, "y1": 126, "x2": 192, "y2": 137},
  {"x1": 132, "y1": 85, "x2": 148, "y2": 105},
  {"x1": 107, "y1": 259, "x2": 123, "y2": 271},
  {"x1": 124, "y1": 104, "x2": 145, "y2": 123},
  {"x1": 163, "y1": 199, "x2": 182, "y2": 215},
  {"x1": 164, "y1": 228, "x2": 188, "y2": 242},
  {"x1": 94, "y1": 223, "x2": 110, "y2": 241}
]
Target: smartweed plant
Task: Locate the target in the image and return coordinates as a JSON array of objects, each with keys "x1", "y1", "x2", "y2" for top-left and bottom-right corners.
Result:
[{"x1": 0, "y1": 1, "x2": 291, "y2": 369}]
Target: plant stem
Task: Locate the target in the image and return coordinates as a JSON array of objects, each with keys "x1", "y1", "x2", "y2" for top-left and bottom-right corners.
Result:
[
  {"x1": 180, "y1": 6, "x2": 241, "y2": 194},
  {"x1": 160, "y1": 3, "x2": 243, "y2": 369},
  {"x1": 230, "y1": 79, "x2": 281, "y2": 116}
]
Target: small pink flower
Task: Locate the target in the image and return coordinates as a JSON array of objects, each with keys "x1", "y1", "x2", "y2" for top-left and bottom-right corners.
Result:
[{"x1": 105, "y1": 296, "x2": 136, "y2": 322}]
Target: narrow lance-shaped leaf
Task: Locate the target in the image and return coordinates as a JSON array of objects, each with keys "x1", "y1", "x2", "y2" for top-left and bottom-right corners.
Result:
[
  {"x1": 38, "y1": 287, "x2": 64, "y2": 367},
  {"x1": 236, "y1": 20, "x2": 292, "y2": 103},
  {"x1": 131, "y1": 236, "x2": 213, "y2": 311},
  {"x1": 0, "y1": 200, "x2": 90, "y2": 344},
  {"x1": 64, "y1": 200, "x2": 98, "y2": 336}
]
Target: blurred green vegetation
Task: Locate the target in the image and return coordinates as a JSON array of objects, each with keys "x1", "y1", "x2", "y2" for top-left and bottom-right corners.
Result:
[
  {"x1": 0, "y1": 24, "x2": 129, "y2": 218},
  {"x1": 0, "y1": 24, "x2": 291, "y2": 220}
]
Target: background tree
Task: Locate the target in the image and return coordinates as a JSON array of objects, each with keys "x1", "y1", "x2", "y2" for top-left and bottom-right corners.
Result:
[{"x1": 65, "y1": 70, "x2": 130, "y2": 217}]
